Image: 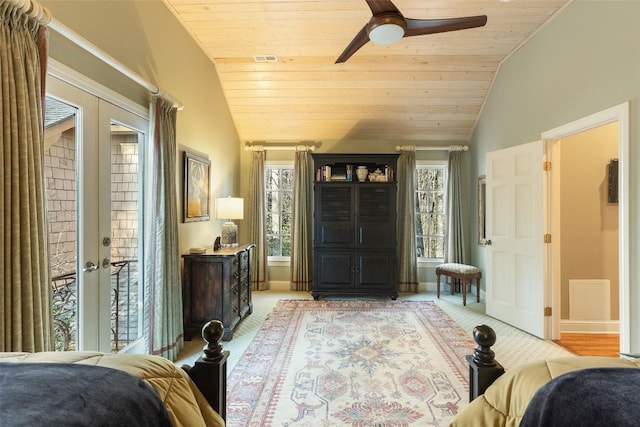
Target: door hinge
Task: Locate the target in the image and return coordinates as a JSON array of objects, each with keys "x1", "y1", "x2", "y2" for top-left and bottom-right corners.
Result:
[
  {"x1": 544, "y1": 306, "x2": 552, "y2": 316},
  {"x1": 543, "y1": 161, "x2": 552, "y2": 171},
  {"x1": 544, "y1": 233, "x2": 552, "y2": 243}
]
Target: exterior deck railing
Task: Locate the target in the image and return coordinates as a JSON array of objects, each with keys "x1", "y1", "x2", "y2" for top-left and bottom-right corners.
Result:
[{"x1": 51, "y1": 259, "x2": 140, "y2": 352}]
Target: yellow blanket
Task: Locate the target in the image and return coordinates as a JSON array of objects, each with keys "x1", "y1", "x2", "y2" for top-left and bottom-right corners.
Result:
[{"x1": 449, "y1": 356, "x2": 640, "y2": 427}]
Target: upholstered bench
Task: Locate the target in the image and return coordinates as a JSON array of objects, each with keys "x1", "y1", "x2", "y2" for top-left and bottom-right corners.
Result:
[{"x1": 436, "y1": 263, "x2": 481, "y2": 306}]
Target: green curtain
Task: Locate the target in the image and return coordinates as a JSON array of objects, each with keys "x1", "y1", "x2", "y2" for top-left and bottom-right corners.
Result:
[
  {"x1": 248, "y1": 149, "x2": 268, "y2": 290},
  {"x1": 290, "y1": 148, "x2": 313, "y2": 291},
  {"x1": 445, "y1": 150, "x2": 466, "y2": 263},
  {"x1": 0, "y1": 0, "x2": 53, "y2": 352},
  {"x1": 144, "y1": 97, "x2": 183, "y2": 360},
  {"x1": 397, "y1": 150, "x2": 418, "y2": 292}
]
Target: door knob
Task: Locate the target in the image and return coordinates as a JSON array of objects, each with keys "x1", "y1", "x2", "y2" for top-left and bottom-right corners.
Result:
[
  {"x1": 484, "y1": 239, "x2": 492, "y2": 245},
  {"x1": 82, "y1": 261, "x2": 98, "y2": 272},
  {"x1": 102, "y1": 258, "x2": 111, "y2": 269}
]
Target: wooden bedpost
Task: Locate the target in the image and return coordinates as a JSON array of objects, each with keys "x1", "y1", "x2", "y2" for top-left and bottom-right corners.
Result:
[
  {"x1": 466, "y1": 324, "x2": 504, "y2": 401},
  {"x1": 183, "y1": 320, "x2": 229, "y2": 420}
]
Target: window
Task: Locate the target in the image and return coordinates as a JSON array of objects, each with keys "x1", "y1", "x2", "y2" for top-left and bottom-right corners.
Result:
[
  {"x1": 415, "y1": 162, "x2": 447, "y2": 260},
  {"x1": 265, "y1": 162, "x2": 294, "y2": 259}
]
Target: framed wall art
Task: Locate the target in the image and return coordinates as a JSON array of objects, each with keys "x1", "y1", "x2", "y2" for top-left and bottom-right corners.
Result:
[{"x1": 183, "y1": 151, "x2": 211, "y2": 222}]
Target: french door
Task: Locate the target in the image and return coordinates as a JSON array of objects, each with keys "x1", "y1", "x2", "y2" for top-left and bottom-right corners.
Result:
[{"x1": 45, "y1": 75, "x2": 148, "y2": 352}]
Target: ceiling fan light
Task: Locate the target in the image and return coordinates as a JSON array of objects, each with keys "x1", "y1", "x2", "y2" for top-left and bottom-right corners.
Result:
[{"x1": 369, "y1": 23, "x2": 405, "y2": 45}]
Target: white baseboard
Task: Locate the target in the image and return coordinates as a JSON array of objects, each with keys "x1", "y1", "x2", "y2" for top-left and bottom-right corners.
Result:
[
  {"x1": 268, "y1": 281, "x2": 291, "y2": 291},
  {"x1": 560, "y1": 319, "x2": 619, "y2": 333},
  {"x1": 416, "y1": 282, "x2": 445, "y2": 292},
  {"x1": 418, "y1": 282, "x2": 432, "y2": 292}
]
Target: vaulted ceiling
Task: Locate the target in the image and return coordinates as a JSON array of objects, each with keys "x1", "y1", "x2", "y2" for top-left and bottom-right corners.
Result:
[{"x1": 163, "y1": 0, "x2": 571, "y2": 143}]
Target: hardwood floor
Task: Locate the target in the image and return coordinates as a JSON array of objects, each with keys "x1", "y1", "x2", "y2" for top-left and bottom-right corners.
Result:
[{"x1": 554, "y1": 333, "x2": 620, "y2": 357}]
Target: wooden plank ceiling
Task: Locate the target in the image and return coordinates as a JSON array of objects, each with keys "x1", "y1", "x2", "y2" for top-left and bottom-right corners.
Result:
[{"x1": 163, "y1": 0, "x2": 571, "y2": 143}]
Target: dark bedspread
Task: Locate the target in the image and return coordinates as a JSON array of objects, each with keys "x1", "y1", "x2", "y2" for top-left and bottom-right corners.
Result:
[
  {"x1": 0, "y1": 362, "x2": 172, "y2": 426},
  {"x1": 520, "y1": 367, "x2": 640, "y2": 427}
]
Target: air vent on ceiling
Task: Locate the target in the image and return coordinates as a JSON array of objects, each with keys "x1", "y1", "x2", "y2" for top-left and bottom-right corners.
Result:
[{"x1": 253, "y1": 55, "x2": 278, "y2": 63}]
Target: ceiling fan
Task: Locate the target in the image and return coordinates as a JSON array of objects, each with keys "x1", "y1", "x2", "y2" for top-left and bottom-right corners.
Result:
[{"x1": 336, "y1": 0, "x2": 488, "y2": 63}]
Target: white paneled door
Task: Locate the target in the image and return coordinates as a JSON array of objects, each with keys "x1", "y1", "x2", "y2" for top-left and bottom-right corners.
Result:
[
  {"x1": 45, "y1": 76, "x2": 147, "y2": 352},
  {"x1": 485, "y1": 141, "x2": 545, "y2": 338}
]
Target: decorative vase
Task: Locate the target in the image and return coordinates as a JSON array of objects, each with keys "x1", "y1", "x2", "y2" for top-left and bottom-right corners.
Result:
[{"x1": 356, "y1": 166, "x2": 368, "y2": 182}]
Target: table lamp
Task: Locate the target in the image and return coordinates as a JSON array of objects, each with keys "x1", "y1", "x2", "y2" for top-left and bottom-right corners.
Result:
[{"x1": 215, "y1": 197, "x2": 243, "y2": 246}]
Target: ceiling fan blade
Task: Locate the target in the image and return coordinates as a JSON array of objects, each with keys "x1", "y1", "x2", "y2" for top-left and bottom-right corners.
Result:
[
  {"x1": 365, "y1": 0, "x2": 400, "y2": 15},
  {"x1": 335, "y1": 25, "x2": 370, "y2": 63},
  {"x1": 405, "y1": 15, "x2": 487, "y2": 37}
]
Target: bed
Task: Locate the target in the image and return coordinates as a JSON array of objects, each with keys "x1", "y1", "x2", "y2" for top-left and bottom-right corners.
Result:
[
  {"x1": 450, "y1": 325, "x2": 640, "y2": 427},
  {"x1": 0, "y1": 320, "x2": 227, "y2": 427}
]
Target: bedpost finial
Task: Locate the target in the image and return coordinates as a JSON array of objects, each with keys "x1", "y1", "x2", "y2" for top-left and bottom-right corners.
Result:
[
  {"x1": 473, "y1": 324, "x2": 496, "y2": 347},
  {"x1": 201, "y1": 320, "x2": 224, "y2": 361},
  {"x1": 472, "y1": 324, "x2": 497, "y2": 367}
]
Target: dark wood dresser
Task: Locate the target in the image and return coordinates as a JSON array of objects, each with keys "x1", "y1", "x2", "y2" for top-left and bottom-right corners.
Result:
[{"x1": 182, "y1": 243, "x2": 254, "y2": 341}]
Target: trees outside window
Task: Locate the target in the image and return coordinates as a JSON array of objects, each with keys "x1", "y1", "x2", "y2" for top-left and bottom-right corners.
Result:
[
  {"x1": 415, "y1": 163, "x2": 447, "y2": 260},
  {"x1": 265, "y1": 164, "x2": 294, "y2": 258}
]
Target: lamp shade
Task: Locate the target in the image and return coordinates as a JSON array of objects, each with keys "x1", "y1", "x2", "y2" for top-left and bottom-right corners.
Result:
[
  {"x1": 214, "y1": 197, "x2": 244, "y2": 220},
  {"x1": 215, "y1": 197, "x2": 243, "y2": 246}
]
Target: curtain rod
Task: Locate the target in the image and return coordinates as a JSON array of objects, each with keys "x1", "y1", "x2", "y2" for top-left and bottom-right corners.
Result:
[
  {"x1": 47, "y1": 17, "x2": 184, "y2": 110},
  {"x1": 4, "y1": 0, "x2": 52, "y2": 24},
  {"x1": 395, "y1": 145, "x2": 469, "y2": 152},
  {"x1": 245, "y1": 144, "x2": 316, "y2": 152}
]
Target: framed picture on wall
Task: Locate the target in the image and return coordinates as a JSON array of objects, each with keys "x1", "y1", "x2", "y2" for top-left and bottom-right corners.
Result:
[{"x1": 183, "y1": 151, "x2": 211, "y2": 222}]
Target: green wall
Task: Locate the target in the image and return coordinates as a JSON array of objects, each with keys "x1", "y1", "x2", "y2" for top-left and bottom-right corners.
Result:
[{"x1": 469, "y1": 0, "x2": 640, "y2": 350}]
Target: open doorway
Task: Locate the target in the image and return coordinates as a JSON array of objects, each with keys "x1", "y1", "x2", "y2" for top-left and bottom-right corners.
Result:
[
  {"x1": 542, "y1": 102, "x2": 630, "y2": 354},
  {"x1": 550, "y1": 123, "x2": 619, "y2": 356}
]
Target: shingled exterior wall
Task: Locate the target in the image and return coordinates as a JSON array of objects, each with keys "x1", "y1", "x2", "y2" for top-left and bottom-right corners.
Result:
[{"x1": 44, "y1": 129, "x2": 140, "y2": 275}]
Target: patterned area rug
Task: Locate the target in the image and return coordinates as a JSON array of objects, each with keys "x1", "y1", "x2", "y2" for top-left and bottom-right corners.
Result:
[{"x1": 227, "y1": 300, "x2": 476, "y2": 426}]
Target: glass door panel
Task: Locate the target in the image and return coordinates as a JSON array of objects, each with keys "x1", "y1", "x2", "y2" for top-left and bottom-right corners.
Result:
[
  {"x1": 45, "y1": 75, "x2": 147, "y2": 353},
  {"x1": 106, "y1": 114, "x2": 146, "y2": 352},
  {"x1": 44, "y1": 79, "x2": 101, "y2": 351},
  {"x1": 44, "y1": 96, "x2": 80, "y2": 351}
]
